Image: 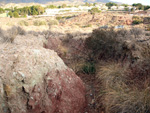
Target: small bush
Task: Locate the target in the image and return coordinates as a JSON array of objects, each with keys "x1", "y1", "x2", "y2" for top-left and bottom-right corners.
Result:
[
  {"x1": 33, "y1": 20, "x2": 47, "y2": 26},
  {"x1": 8, "y1": 26, "x2": 26, "y2": 42},
  {"x1": 88, "y1": 7, "x2": 101, "y2": 14},
  {"x1": 56, "y1": 16, "x2": 62, "y2": 20},
  {"x1": 85, "y1": 28, "x2": 124, "y2": 60},
  {"x1": 82, "y1": 24, "x2": 92, "y2": 28},
  {"x1": 145, "y1": 32, "x2": 150, "y2": 36},
  {"x1": 132, "y1": 19, "x2": 143, "y2": 24},
  {"x1": 18, "y1": 20, "x2": 29, "y2": 26},
  {"x1": 48, "y1": 19, "x2": 59, "y2": 26},
  {"x1": 48, "y1": 19, "x2": 59, "y2": 29},
  {"x1": 0, "y1": 28, "x2": 6, "y2": 42},
  {"x1": 132, "y1": 16, "x2": 140, "y2": 20},
  {"x1": 82, "y1": 62, "x2": 96, "y2": 74},
  {"x1": 132, "y1": 16, "x2": 143, "y2": 25},
  {"x1": 13, "y1": 12, "x2": 19, "y2": 18},
  {"x1": 130, "y1": 28, "x2": 144, "y2": 38}
]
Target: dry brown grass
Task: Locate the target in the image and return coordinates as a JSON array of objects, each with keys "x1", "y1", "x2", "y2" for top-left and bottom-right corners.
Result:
[
  {"x1": 0, "y1": 26, "x2": 26, "y2": 43},
  {"x1": 96, "y1": 61, "x2": 150, "y2": 113}
]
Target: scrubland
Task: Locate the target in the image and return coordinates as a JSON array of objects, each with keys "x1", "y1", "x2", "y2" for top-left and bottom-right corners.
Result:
[{"x1": 0, "y1": 11, "x2": 150, "y2": 113}]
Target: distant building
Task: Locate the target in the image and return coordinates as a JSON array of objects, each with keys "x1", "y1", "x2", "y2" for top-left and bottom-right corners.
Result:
[
  {"x1": 118, "y1": 6, "x2": 125, "y2": 10},
  {"x1": 111, "y1": 6, "x2": 117, "y2": 10},
  {"x1": 127, "y1": 6, "x2": 133, "y2": 10},
  {"x1": 78, "y1": 6, "x2": 93, "y2": 11},
  {"x1": 45, "y1": 7, "x2": 91, "y2": 16},
  {"x1": 0, "y1": 13, "x2": 9, "y2": 18},
  {"x1": 101, "y1": 5, "x2": 108, "y2": 10}
]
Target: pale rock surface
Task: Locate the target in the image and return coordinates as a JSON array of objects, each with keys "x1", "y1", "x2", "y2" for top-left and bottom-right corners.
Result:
[{"x1": 0, "y1": 33, "x2": 86, "y2": 113}]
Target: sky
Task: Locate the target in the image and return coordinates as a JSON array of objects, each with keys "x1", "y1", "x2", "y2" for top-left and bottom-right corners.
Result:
[{"x1": 111, "y1": 0, "x2": 150, "y2": 5}]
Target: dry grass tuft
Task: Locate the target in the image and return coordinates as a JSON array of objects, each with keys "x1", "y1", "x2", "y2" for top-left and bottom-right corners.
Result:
[
  {"x1": 96, "y1": 61, "x2": 150, "y2": 113},
  {"x1": 0, "y1": 26, "x2": 26, "y2": 43}
]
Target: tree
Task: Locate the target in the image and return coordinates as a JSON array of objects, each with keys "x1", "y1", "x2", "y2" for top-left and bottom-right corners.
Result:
[
  {"x1": 0, "y1": 8, "x2": 5, "y2": 14},
  {"x1": 121, "y1": 4, "x2": 128, "y2": 7},
  {"x1": 62, "y1": 4, "x2": 67, "y2": 8},
  {"x1": 144, "y1": 5, "x2": 150, "y2": 10},
  {"x1": 93, "y1": 3, "x2": 97, "y2": 6},
  {"x1": 36, "y1": 6, "x2": 44, "y2": 15},
  {"x1": 106, "y1": 2, "x2": 117, "y2": 9},
  {"x1": 89, "y1": 8, "x2": 101, "y2": 20},
  {"x1": 132, "y1": 3, "x2": 143, "y2": 10},
  {"x1": 8, "y1": 11, "x2": 13, "y2": 18},
  {"x1": 5, "y1": 8, "x2": 11, "y2": 11},
  {"x1": 124, "y1": 7, "x2": 129, "y2": 11},
  {"x1": 47, "y1": 5, "x2": 57, "y2": 9}
]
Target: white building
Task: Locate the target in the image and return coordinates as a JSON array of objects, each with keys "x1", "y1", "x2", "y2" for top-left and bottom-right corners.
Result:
[
  {"x1": 45, "y1": 7, "x2": 92, "y2": 16},
  {"x1": 118, "y1": 6, "x2": 125, "y2": 10},
  {"x1": 101, "y1": 5, "x2": 108, "y2": 10},
  {"x1": 111, "y1": 6, "x2": 117, "y2": 10},
  {"x1": 78, "y1": 6, "x2": 93, "y2": 11},
  {"x1": 127, "y1": 6, "x2": 133, "y2": 10}
]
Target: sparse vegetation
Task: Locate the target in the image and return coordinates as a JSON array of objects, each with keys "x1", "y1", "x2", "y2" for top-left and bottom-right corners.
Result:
[
  {"x1": 106, "y1": 2, "x2": 118, "y2": 9},
  {"x1": 13, "y1": 12, "x2": 19, "y2": 18},
  {"x1": 18, "y1": 20, "x2": 29, "y2": 26},
  {"x1": 132, "y1": 20, "x2": 143, "y2": 24},
  {"x1": 82, "y1": 24, "x2": 92, "y2": 28},
  {"x1": 85, "y1": 28, "x2": 124, "y2": 60},
  {"x1": 33, "y1": 20, "x2": 47, "y2": 26},
  {"x1": 132, "y1": 16, "x2": 143, "y2": 25},
  {"x1": 0, "y1": 26, "x2": 26, "y2": 43},
  {"x1": 97, "y1": 61, "x2": 150, "y2": 113},
  {"x1": 0, "y1": 8, "x2": 5, "y2": 14},
  {"x1": 82, "y1": 62, "x2": 96, "y2": 74},
  {"x1": 47, "y1": 5, "x2": 57, "y2": 9},
  {"x1": 7, "y1": 5, "x2": 45, "y2": 18},
  {"x1": 48, "y1": 19, "x2": 59, "y2": 29},
  {"x1": 89, "y1": 7, "x2": 101, "y2": 14},
  {"x1": 1, "y1": 3, "x2": 150, "y2": 113}
]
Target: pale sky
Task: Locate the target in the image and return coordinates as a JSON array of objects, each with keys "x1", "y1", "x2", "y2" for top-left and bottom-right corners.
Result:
[{"x1": 111, "y1": 0, "x2": 150, "y2": 5}]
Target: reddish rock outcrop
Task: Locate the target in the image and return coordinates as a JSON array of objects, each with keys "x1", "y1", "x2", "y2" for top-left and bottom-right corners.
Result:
[{"x1": 0, "y1": 34, "x2": 86, "y2": 113}]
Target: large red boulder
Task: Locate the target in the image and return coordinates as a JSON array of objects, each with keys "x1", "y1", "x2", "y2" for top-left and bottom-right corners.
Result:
[{"x1": 0, "y1": 34, "x2": 86, "y2": 113}]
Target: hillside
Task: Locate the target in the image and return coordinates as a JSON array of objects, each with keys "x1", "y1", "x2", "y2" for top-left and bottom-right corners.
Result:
[{"x1": 0, "y1": 0, "x2": 112, "y2": 3}]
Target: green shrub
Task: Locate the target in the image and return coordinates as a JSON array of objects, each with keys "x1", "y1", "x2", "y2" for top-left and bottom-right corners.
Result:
[
  {"x1": 8, "y1": 12, "x2": 13, "y2": 18},
  {"x1": 132, "y1": 16, "x2": 143, "y2": 24},
  {"x1": 82, "y1": 62, "x2": 96, "y2": 74},
  {"x1": 82, "y1": 24, "x2": 92, "y2": 28},
  {"x1": 132, "y1": 16, "x2": 140, "y2": 20},
  {"x1": 132, "y1": 19, "x2": 143, "y2": 24},
  {"x1": 0, "y1": 8, "x2": 5, "y2": 14},
  {"x1": 13, "y1": 12, "x2": 19, "y2": 18},
  {"x1": 19, "y1": 20, "x2": 29, "y2": 26},
  {"x1": 88, "y1": 7, "x2": 101, "y2": 14},
  {"x1": 56, "y1": 16, "x2": 62, "y2": 20}
]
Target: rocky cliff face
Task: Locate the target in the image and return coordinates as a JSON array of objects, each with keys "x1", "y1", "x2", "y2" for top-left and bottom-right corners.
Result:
[{"x1": 0, "y1": 31, "x2": 86, "y2": 113}]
